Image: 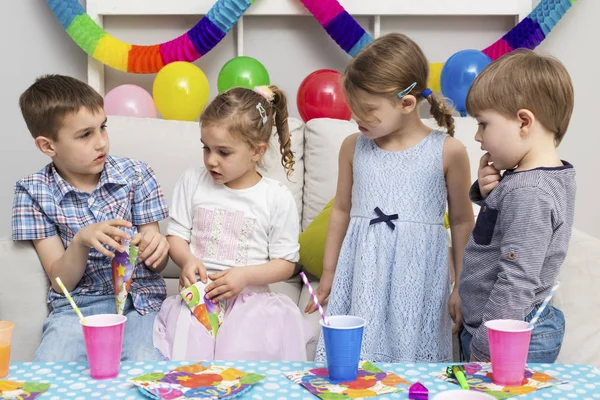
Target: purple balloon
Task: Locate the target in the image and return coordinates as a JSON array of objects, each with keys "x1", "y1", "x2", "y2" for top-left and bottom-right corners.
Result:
[{"x1": 104, "y1": 84, "x2": 157, "y2": 118}]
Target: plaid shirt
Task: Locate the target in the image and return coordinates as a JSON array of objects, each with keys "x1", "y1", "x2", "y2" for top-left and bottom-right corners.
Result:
[{"x1": 12, "y1": 156, "x2": 169, "y2": 314}]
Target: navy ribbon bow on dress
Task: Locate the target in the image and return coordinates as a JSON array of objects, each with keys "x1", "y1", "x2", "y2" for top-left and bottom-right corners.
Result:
[{"x1": 369, "y1": 207, "x2": 399, "y2": 230}]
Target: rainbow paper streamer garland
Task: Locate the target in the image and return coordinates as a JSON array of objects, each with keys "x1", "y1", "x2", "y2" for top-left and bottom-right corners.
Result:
[
  {"x1": 483, "y1": 0, "x2": 577, "y2": 60},
  {"x1": 47, "y1": 0, "x2": 576, "y2": 74},
  {"x1": 46, "y1": 0, "x2": 254, "y2": 73},
  {"x1": 300, "y1": 0, "x2": 577, "y2": 60},
  {"x1": 298, "y1": 0, "x2": 373, "y2": 57}
]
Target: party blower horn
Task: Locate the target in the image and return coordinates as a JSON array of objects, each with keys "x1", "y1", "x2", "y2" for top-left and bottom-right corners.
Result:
[
  {"x1": 111, "y1": 241, "x2": 139, "y2": 314},
  {"x1": 446, "y1": 365, "x2": 470, "y2": 390}
]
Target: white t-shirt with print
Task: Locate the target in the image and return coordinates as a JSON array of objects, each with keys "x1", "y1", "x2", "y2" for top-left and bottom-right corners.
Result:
[{"x1": 167, "y1": 167, "x2": 300, "y2": 274}]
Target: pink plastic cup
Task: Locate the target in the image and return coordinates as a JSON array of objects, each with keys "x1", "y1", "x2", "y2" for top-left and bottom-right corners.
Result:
[
  {"x1": 485, "y1": 319, "x2": 533, "y2": 386},
  {"x1": 81, "y1": 314, "x2": 127, "y2": 380}
]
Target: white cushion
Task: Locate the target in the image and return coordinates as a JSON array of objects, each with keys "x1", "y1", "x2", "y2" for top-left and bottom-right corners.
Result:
[
  {"x1": 302, "y1": 118, "x2": 358, "y2": 229},
  {"x1": 554, "y1": 228, "x2": 600, "y2": 367}
]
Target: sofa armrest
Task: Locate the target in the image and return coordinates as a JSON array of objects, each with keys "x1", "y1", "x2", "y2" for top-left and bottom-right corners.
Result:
[{"x1": 0, "y1": 237, "x2": 49, "y2": 361}]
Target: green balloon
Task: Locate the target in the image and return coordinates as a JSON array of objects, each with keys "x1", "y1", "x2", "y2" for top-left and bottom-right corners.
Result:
[{"x1": 217, "y1": 56, "x2": 270, "y2": 92}]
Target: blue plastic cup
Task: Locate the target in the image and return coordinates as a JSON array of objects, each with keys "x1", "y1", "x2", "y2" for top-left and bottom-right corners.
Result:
[{"x1": 320, "y1": 315, "x2": 366, "y2": 382}]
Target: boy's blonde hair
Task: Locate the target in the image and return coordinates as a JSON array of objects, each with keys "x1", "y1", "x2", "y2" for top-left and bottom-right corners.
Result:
[
  {"x1": 466, "y1": 49, "x2": 574, "y2": 145},
  {"x1": 19, "y1": 74, "x2": 104, "y2": 141},
  {"x1": 343, "y1": 33, "x2": 456, "y2": 136},
  {"x1": 200, "y1": 85, "x2": 294, "y2": 178}
]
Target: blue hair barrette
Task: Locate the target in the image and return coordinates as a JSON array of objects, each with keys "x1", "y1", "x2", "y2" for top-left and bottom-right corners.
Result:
[{"x1": 397, "y1": 82, "x2": 417, "y2": 99}]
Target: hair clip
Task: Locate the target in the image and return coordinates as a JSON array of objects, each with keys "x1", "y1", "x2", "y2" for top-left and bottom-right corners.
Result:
[
  {"x1": 397, "y1": 82, "x2": 417, "y2": 99},
  {"x1": 253, "y1": 86, "x2": 275, "y2": 103},
  {"x1": 256, "y1": 103, "x2": 268, "y2": 124}
]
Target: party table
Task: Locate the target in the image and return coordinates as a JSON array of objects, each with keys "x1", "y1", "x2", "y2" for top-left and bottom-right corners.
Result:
[{"x1": 3, "y1": 360, "x2": 600, "y2": 399}]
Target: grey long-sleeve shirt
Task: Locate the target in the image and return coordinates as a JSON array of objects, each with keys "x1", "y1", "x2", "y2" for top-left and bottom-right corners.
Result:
[{"x1": 459, "y1": 162, "x2": 576, "y2": 361}]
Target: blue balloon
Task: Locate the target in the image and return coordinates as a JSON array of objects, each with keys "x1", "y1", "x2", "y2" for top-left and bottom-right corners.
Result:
[{"x1": 441, "y1": 50, "x2": 492, "y2": 116}]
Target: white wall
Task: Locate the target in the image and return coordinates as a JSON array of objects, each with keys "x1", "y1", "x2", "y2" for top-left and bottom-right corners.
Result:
[
  {"x1": 536, "y1": 0, "x2": 600, "y2": 242},
  {"x1": 0, "y1": 0, "x2": 88, "y2": 236},
  {"x1": 1, "y1": 0, "x2": 598, "y2": 238}
]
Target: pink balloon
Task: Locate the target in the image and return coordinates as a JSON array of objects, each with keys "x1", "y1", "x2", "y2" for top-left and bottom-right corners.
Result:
[{"x1": 104, "y1": 84, "x2": 157, "y2": 118}]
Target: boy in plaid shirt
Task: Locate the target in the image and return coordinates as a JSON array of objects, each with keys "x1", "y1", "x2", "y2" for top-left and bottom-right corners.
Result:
[{"x1": 12, "y1": 75, "x2": 170, "y2": 361}]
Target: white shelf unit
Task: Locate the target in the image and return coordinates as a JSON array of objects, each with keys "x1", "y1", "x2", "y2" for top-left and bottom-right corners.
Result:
[{"x1": 86, "y1": 0, "x2": 534, "y2": 94}]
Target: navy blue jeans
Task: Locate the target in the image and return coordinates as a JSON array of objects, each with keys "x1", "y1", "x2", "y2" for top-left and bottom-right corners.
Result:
[{"x1": 460, "y1": 304, "x2": 565, "y2": 363}]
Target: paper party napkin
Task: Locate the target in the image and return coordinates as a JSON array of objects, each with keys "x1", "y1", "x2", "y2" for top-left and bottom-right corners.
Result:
[
  {"x1": 111, "y1": 242, "x2": 139, "y2": 315},
  {"x1": 434, "y1": 362, "x2": 567, "y2": 398},
  {"x1": 129, "y1": 362, "x2": 265, "y2": 400},
  {"x1": 284, "y1": 361, "x2": 410, "y2": 399},
  {"x1": 0, "y1": 380, "x2": 50, "y2": 400},
  {"x1": 180, "y1": 281, "x2": 226, "y2": 339}
]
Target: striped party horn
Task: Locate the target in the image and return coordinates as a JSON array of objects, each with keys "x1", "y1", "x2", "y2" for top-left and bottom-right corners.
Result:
[
  {"x1": 300, "y1": 272, "x2": 330, "y2": 326},
  {"x1": 528, "y1": 281, "x2": 560, "y2": 329},
  {"x1": 55, "y1": 277, "x2": 87, "y2": 324}
]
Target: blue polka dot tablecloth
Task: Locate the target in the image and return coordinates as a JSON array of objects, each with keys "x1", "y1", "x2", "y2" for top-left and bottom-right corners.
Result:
[{"x1": 4, "y1": 360, "x2": 600, "y2": 399}]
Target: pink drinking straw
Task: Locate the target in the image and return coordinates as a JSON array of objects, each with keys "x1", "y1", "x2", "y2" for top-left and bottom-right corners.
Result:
[{"x1": 300, "y1": 271, "x2": 330, "y2": 326}]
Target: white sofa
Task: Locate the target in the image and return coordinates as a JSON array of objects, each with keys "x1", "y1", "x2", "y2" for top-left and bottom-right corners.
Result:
[{"x1": 1, "y1": 116, "x2": 599, "y2": 367}]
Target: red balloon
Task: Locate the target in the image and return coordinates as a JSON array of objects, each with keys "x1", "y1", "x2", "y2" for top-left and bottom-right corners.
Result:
[{"x1": 297, "y1": 69, "x2": 351, "y2": 122}]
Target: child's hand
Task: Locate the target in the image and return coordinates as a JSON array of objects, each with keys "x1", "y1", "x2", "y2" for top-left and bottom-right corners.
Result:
[
  {"x1": 205, "y1": 268, "x2": 248, "y2": 302},
  {"x1": 131, "y1": 231, "x2": 169, "y2": 269},
  {"x1": 449, "y1": 287, "x2": 462, "y2": 335},
  {"x1": 180, "y1": 258, "x2": 208, "y2": 290},
  {"x1": 74, "y1": 219, "x2": 132, "y2": 258},
  {"x1": 478, "y1": 153, "x2": 502, "y2": 199},
  {"x1": 305, "y1": 273, "x2": 333, "y2": 314}
]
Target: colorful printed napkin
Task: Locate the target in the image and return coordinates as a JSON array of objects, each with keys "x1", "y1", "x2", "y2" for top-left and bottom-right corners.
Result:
[
  {"x1": 434, "y1": 362, "x2": 567, "y2": 399},
  {"x1": 129, "y1": 362, "x2": 265, "y2": 399},
  {"x1": 111, "y1": 242, "x2": 139, "y2": 315},
  {"x1": 180, "y1": 281, "x2": 226, "y2": 339},
  {"x1": 284, "y1": 361, "x2": 410, "y2": 399},
  {"x1": 0, "y1": 380, "x2": 50, "y2": 400}
]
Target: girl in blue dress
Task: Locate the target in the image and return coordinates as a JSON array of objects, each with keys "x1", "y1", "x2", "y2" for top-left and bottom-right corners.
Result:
[{"x1": 306, "y1": 33, "x2": 474, "y2": 362}]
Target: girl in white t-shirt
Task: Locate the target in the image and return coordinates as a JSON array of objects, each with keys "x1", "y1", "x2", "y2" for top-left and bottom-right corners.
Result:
[{"x1": 154, "y1": 86, "x2": 309, "y2": 361}]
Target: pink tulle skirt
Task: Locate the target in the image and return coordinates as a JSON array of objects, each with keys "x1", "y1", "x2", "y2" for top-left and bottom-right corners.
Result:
[{"x1": 153, "y1": 286, "x2": 311, "y2": 361}]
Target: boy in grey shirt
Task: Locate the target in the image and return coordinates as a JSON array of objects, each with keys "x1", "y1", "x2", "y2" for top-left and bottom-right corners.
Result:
[{"x1": 458, "y1": 49, "x2": 576, "y2": 362}]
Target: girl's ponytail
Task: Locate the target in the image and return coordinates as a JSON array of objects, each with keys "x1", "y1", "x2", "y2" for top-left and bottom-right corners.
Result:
[{"x1": 269, "y1": 85, "x2": 294, "y2": 178}]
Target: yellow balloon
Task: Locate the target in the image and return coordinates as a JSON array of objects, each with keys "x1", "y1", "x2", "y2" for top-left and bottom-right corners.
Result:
[
  {"x1": 153, "y1": 62, "x2": 210, "y2": 121},
  {"x1": 429, "y1": 62, "x2": 444, "y2": 94}
]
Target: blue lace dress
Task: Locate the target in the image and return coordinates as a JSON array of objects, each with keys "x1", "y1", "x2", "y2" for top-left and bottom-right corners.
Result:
[{"x1": 315, "y1": 131, "x2": 453, "y2": 362}]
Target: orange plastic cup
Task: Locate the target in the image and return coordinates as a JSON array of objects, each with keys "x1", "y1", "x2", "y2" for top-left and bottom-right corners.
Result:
[{"x1": 0, "y1": 321, "x2": 14, "y2": 378}]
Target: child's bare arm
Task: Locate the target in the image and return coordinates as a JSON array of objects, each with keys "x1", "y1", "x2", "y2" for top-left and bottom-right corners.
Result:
[
  {"x1": 444, "y1": 137, "x2": 475, "y2": 333},
  {"x1": 444, "y1": 137, "x2": 475, "y2": 287},
  {"x1": 167, "y1": 235, "x2": 208, "y2": 288}
]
